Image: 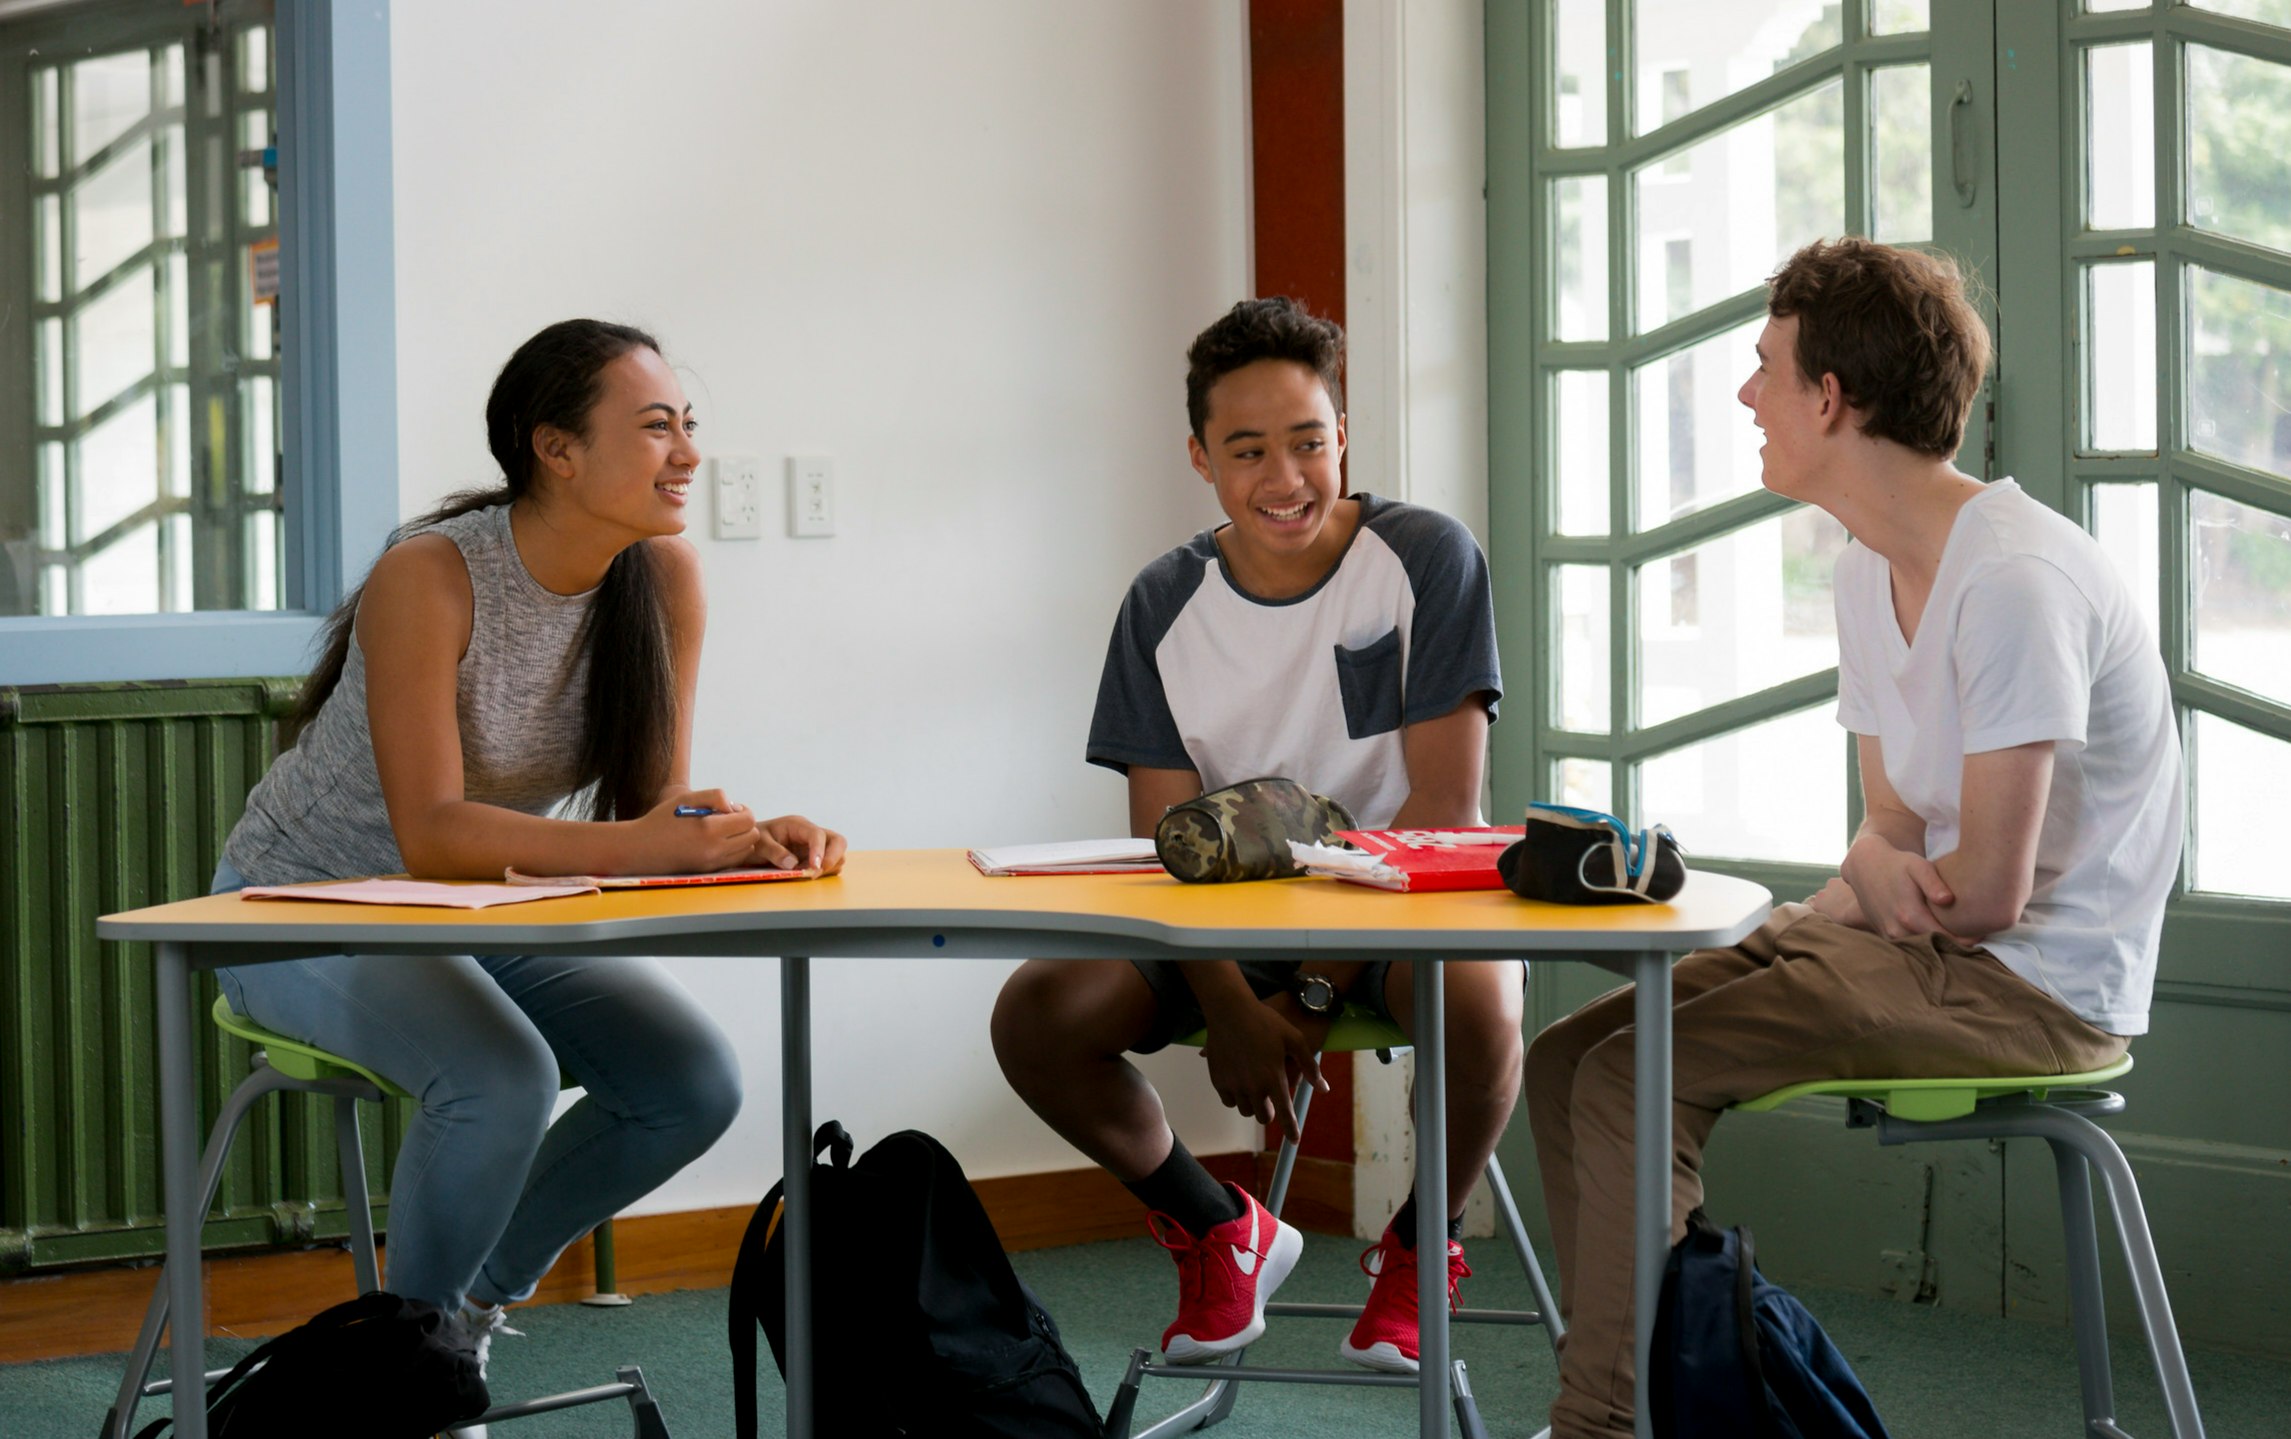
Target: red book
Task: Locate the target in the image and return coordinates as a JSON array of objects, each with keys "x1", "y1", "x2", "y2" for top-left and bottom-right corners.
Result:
[{"x1": 1297, "y1": 827, "x2": 1525, "y2": 892}]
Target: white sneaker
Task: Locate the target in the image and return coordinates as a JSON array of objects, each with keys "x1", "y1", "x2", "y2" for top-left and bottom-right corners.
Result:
[{"x1": 449, "y1": 1302, "x2": 521, "y2": 1438}]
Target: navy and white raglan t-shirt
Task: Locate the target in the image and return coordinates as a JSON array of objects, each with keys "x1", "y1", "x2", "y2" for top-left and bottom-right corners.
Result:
[{"x1": 1087, "y1": 493, "x2": 1502, "y2": 830}]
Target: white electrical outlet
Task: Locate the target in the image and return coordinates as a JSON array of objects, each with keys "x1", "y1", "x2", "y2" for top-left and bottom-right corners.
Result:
[
  {"x1": 711, "y1": 455, "x2": 762, "y2": 540},
  {"x1": 788, "y1": 455, "x2": 835, "y2": 538}
]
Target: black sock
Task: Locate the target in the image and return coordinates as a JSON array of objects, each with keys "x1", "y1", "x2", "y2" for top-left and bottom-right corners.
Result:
[
  {"x1": 1387, "y1": 1191, "x2": 1465, "y2": 1250},
  {"x1": 1124, "y1": 1135, "x2": 1245, "y2": 1236}
]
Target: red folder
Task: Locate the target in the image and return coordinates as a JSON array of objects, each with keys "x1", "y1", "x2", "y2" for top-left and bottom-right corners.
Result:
[{"x1": 1321, "y1": 827, "x2": 1525, "y2": 892}]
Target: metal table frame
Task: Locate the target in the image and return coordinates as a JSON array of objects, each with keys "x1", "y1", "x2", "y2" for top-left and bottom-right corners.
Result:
[{"x1": 101, "y1": 855, "x2": 1770, "y2": 1439}]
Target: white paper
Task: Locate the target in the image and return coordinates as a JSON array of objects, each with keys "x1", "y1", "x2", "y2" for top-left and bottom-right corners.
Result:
[{"x1": 966, "y1": 838, "x2": 1162, "y2": 875}]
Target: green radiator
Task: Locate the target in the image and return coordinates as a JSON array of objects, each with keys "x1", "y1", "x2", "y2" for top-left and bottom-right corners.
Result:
[{"x1": 0, "y1": 679, "x2": 405, "y2": 1274}]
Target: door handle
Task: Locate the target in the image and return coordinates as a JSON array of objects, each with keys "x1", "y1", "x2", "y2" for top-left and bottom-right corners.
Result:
[{"x1": 1950, "y1": 79, "x2": 1978, "y2": 207}]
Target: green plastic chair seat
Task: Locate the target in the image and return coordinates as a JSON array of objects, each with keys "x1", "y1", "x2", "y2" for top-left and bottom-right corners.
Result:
[
  {"x1": 1733, "y1": 1054, "x2": 2135, "y2": 1123},
  {"x1": 211, "y1": 993, "x2": 409, "y2": 1098},
  {"x1": 1171, "y1": 1000, "x2": 1411, "y2": 1054}
]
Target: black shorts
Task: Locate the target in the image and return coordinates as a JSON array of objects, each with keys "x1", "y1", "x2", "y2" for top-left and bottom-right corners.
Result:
[{"x1": 1125, "y1": 959, "x2": 1399, "y2": 1055}]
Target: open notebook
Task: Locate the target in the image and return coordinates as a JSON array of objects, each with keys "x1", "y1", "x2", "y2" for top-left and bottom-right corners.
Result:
[
  {"x1": 966, "y1": 839, "x2": 1162, "y2": 876},
  {"x1": 238, "y1": 867, "x2": 820, "y2": 910}
]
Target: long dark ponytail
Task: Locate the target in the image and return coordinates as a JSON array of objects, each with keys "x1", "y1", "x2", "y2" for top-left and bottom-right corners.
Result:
[{"x1": 287, "y1": 319, "x2": 677, "y2": 822}]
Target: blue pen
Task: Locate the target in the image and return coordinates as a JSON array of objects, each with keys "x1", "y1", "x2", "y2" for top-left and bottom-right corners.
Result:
[{"x1": 674, "y1": 805, "x2": 718, "y2": 818}]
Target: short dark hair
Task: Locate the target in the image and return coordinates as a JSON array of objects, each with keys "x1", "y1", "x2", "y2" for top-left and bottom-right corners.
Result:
[
  {"x1": 1766, "y1": 238, "x2": 1992, "y2": 458},
  {"x1": 1184, "y1": 297, "x2": 1345, "y2": 441}
]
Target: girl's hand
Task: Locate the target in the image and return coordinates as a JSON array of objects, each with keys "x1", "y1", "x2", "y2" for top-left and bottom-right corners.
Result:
[
  {"x1": 752, "y1": 815, "x2": 847, "y2": 874},
  {"x1": 632, "y1": 789, "x2": 760, "y2": 874}
]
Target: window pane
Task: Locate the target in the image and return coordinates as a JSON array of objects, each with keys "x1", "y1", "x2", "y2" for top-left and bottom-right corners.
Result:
[
  {"x1": 72, "y1": 51, "x2": 151, "y2": 166},
  {"x1": 2187, "y1": 44, "x2": 2291, "y2": 256},
  {"x1": 245, "y1": 377, "x2": 276, "y2": 495},
  {"x1": 2085, "y1": 0, "x2": 2150, "y2": 10},
  {"x1": 1554, "y1": 177, "x2": 1608, "y2": 342},
  {"x1": 79, "y1": 523, "x2": 160, "y2": 616},
  {"x1": 1634, "y1": 81, "x2": 1843, "y2": 331},
  {"x1": 1631, "y1": 0, "x2": 1839, "y2": 137},
  {"x1": 1633, "y1": 316, "x2": 1765, "y2": 527},
  {"x1": 1870, "y1": 64, "x2": 1931, "y2": 244},
  {"x1": 2188, "y1": 266, "x2": 2291, "y2": 479},
  {"x1": 239, "y1": 26, "x2": 271, "y2": 93},
  {"x1": 2191, "y1": 489, "x2": 2291, "y2": 707},
  {"x1": 1637, "y1": 507, "x2": 1845, "y2": 727},
  {"x1": 2189, "y1": 1, "x2": 2291, "y2": 28},
  {"x1": 72, "y1": 266, "x2": 157, "y2": 417},
  {"x1": 2191, "y1": 712, "x2": 2291, "y2": 900},
  {"x1": 72, "y1": 135, "x2": 156, "y2": 285},
  {"x1": 2085, "y1": 43, "x2": 2154, "y2": 231},
  {"x1": 1640, "y1": 705, "x2": 1848, "y2": 863},
  {"x1": 2082, "y1": 261, "x2": 2156, "y2": 453},
  {"x1": 1871, "y1": 0, "x2": 1929, "y2": 33},
  {"x1": 36, "y1": 195, "x2": 62, "y2": 303},
  {"x1": 241, "y1": 110, "x2": 273, "y2": 227},
  {"x1": 1553, "y1": 758, "x2": 1613, "y2": 814},
  {"x1": 1553, "y1": 0, "x2": 1607, "y2": 148},
  {"x1": 2089, "y1": 482, "x2": 2160, "y2": 640},
  {"x1": 1555, "y1": 370, "x2": 1610, "y2": 535},
  {"x1": 34, "y1": 68, "x2": 60, "y2": 178},
  {"x1": 75, "y1": 392, "x2": 159, "y2": 543},
  {"x1": 1557, "y1": 565, "x2": 1612, "y2": 733}
]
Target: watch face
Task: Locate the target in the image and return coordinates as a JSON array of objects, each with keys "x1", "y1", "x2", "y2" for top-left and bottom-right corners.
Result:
[{"x1": 1299, "y1": 975, "x2": 1338, "y2": 1012}]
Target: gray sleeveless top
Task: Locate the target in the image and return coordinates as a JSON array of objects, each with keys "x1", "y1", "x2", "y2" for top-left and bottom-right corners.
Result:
[{"x1": 226, "y1": 504, "x2": 595, "y2": 885}]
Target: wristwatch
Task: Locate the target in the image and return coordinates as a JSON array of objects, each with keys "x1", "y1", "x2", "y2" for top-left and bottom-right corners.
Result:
[{"x1": 1294, "y1": 972, "x2": 1341, "y2": 1016}]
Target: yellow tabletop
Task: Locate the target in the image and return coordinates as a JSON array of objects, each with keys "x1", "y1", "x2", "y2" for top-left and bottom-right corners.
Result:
[{"x1": 98, "y1": 847, "x2": 1772, "y2": 962}]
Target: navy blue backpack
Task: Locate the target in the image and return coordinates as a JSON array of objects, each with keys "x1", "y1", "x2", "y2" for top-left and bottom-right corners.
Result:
[{"x1": 1650, "y1": 1208, "x2": 1892, "y2": 1439}]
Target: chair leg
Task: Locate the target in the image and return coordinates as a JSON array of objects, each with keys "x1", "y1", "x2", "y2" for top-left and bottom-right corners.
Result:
[
  {"x1": 334, "y1": 1095, "x2": 382, "y2": 1296},
  {"x1": 1484, "y1": 1154, "x2": 1564, "y2": 1352},
  {"x1": 1263, "y1": 1076, "x2": 1314, "y2": 1220},
  {"x1": 102, "y1": 1067, "x2": 301, "y2": 1439},
  {"x1": 2045, "y1": 1138, "x2": 2119, "y2": 1436},
  {"x1": 2052, "y1": 1113, "x2": 2207, "y2": 1439}
]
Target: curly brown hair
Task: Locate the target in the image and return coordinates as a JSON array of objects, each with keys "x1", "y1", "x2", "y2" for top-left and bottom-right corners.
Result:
[
  {"x1": 1766, "y1": 238, "x2": 1992, "y2": 458},
  {"x1": 1184, "y1": 296, "x2": 1345, "y2": 441}
]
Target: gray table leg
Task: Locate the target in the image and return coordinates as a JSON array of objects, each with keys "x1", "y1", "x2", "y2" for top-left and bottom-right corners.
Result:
[
  {"x1": 782, "y1": 955, "x2": 812, "y2": 1439},
  {"x1": 157, "y1": 941, "x2": 209, "y2": 1439},
  {"x1": 1414, "y1": 958, "x2": 1448, "y2": 1438},
  {"x1": 1631, "y1": 952, "x2": 1671, "y2": 1439}
]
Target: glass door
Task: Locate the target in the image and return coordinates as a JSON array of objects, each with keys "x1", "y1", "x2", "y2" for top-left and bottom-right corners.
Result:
[{"x1": 1509, "y1": 0, "x2": 1987, "y2": 885}]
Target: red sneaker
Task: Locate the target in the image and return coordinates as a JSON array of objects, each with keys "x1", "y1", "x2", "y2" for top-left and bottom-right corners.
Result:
[
  {"x1": 1338, "y1": 1228, "x2": 1470, "y2": 1373},
  {"x1": 1146, "y1": 1184, "x2": 1303, "y2": 1364}
]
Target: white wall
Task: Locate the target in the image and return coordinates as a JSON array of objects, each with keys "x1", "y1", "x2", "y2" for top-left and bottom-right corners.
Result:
[{"x1": 389, "y1": 0, "x2": 1260, "y2": 1212}]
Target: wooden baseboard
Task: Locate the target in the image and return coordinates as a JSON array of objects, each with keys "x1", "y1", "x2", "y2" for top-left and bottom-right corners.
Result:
[{"x1": 0, "y1": 1151, "x2": 1356, "y2": 1365}]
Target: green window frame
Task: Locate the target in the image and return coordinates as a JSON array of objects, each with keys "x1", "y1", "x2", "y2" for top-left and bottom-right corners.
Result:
[{"x1": 1490, "y1": 1, "x2": 2289, "y2": 975}]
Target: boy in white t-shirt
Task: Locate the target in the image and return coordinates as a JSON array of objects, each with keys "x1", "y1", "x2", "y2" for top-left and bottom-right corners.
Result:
[
  {"x1": 1524, "y1": 238, "x2": 2183, "y2": 1439},
  {"x1": 991, "y1": 298, "x2": 1518, "y2": 1374}
]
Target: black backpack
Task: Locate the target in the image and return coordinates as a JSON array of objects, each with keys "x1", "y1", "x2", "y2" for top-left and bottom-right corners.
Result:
[
  {"x1": 729, "y1": 1123, "x2": 1101, "y2": 1439},
  {"x1": 134, "y1": 1290, "x2": 489, "y2": 1438},
  {"x1": 1650, "y1": 1209, "x2": 1892, "y2": 1439}
]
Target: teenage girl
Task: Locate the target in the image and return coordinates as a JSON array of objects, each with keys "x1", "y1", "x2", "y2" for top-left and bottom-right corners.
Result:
[{"x1": 212, "y1": 320, "x2": 844, "y2": 1403}]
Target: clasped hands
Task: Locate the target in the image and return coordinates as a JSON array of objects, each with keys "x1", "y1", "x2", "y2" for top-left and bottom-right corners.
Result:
[
  {"x1": 1808, "y1": 835, "x2": 1961, "y2": 941},
  {"x1": 1196, "y1": 988, "x2": 1334, "y2": 1145}
]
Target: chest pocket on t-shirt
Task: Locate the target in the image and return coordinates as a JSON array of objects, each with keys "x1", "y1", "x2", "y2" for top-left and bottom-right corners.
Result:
[{"x1": 1334, "y1": 627, "x2": 1405, "y2": 740}]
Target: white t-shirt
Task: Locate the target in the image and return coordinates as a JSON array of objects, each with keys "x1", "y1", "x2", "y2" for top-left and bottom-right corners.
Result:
[
  {"x1": 1087, "y1": 494, "x2": 1501, "y2": 830},
  {"x1": 1834, "y1": 480, "x2": 2182, "y2": 1035}
]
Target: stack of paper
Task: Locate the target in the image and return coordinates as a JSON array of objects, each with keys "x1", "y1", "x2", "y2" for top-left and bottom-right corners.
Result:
[
  {"x1": 967, "y1": 839, "x2": 1163, "y2": 876},
  {"x1": 1292, "y1": 827, "x2": 1525, "y2": 893}
]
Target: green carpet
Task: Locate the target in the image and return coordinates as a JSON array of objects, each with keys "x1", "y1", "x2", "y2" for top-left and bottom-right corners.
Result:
[{"x1": 6, "y1": 1235, "x2": 2284, "y2": 1436}]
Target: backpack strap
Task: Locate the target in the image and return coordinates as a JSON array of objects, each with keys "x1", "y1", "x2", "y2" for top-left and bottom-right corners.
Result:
[{"x1": 1733, "y1": 1226, "x2": 1775, "y2": 1434}]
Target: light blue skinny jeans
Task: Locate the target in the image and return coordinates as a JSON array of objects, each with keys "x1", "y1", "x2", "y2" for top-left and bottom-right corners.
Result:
[{"x1": 210, "y1": 857, "x2": 743, "y2": 1312}]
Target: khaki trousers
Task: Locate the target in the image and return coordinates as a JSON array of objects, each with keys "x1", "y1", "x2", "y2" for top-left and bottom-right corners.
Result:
[{"x1": 1524, "y1": 904, "x2": 2127, "y2": 1439}]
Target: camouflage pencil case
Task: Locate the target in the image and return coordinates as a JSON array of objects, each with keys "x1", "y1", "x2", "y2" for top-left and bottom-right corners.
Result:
[{"x1": 1155, "y1": 776, "x2": 1358, "y2": 884}]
